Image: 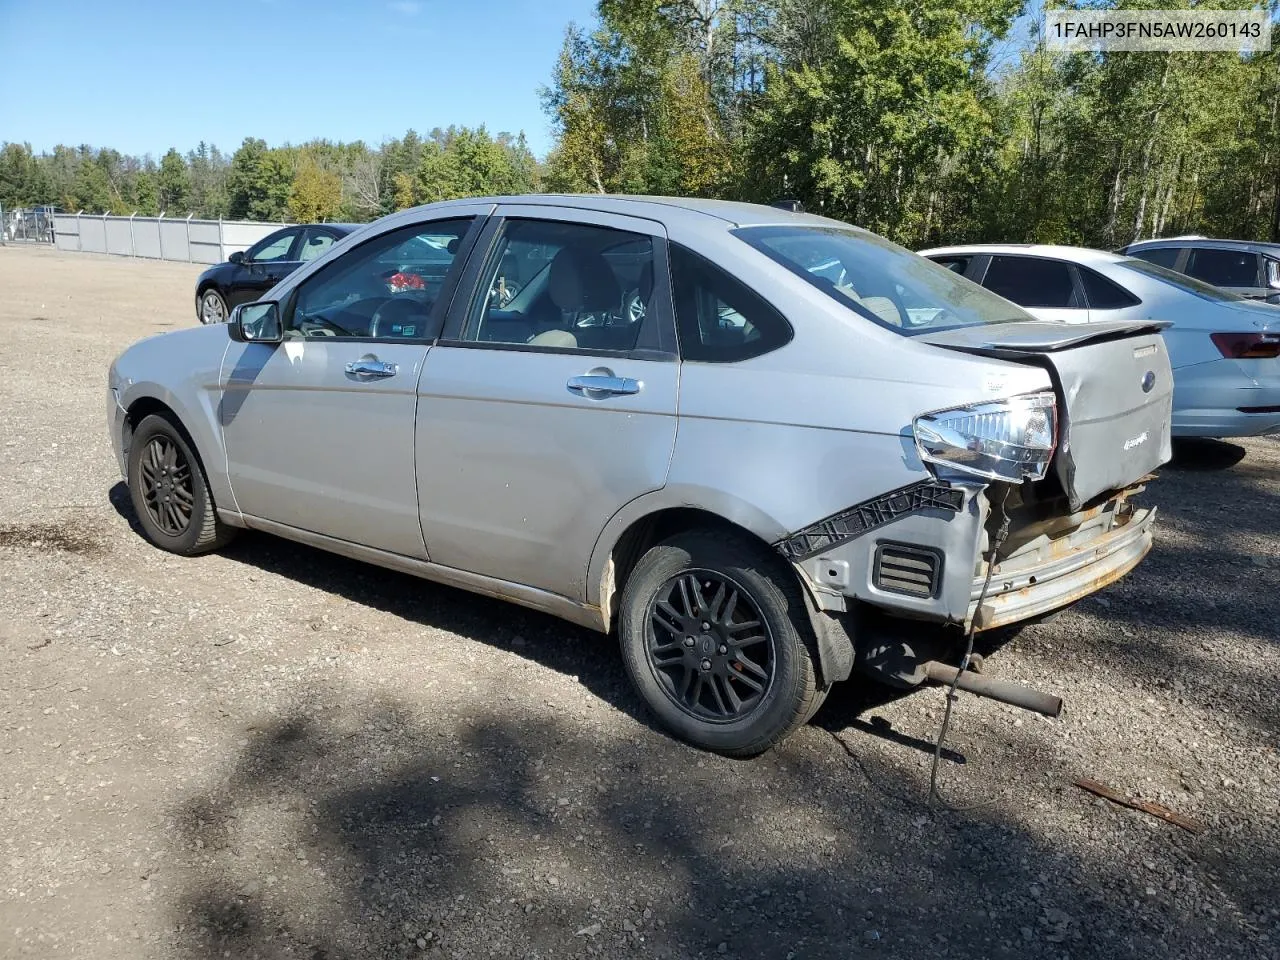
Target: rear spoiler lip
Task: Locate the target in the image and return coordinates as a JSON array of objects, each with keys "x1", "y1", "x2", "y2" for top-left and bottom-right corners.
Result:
[{"x1": 917, "y1": 319, "x2": 1172, "y2": 354}]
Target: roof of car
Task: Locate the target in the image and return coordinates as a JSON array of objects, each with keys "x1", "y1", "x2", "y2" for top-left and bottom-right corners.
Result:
[
  {"x1": 388, "y1": 194, "x2": 857, "y2": 231},
  {"x1": 917, "y1": 243, "x2": 1129, "y2": 265},
  {"x1": 1123, "y1": 236, "x2": 1280, "y2": 253}
]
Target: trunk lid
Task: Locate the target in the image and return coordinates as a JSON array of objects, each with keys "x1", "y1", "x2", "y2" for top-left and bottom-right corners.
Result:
[{"x1": 919, "y1": 320, "x2": 1174, "y2": 509}]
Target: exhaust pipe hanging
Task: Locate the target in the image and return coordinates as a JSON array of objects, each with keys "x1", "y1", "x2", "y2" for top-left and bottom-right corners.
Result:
[{"x1": 922, "y1": 661, "x2": 1064, "y2": 718}]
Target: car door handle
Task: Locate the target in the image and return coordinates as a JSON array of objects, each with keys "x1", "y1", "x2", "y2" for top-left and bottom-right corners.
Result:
[
  {"x1": 346, "y1": 359, "x2": 398, "y2": 379},
  {"x1": 566, "y1": 374, "x2": 641, "y2": 397}
]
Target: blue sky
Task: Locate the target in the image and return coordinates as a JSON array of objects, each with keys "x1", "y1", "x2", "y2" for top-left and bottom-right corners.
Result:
[{"x1": 0, "y1": 0, "x2": 599, "y2": 160}]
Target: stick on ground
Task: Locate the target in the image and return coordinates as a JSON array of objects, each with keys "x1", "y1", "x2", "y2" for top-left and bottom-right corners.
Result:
[{"x1": 1074, "y1": 777, "x2": 1205, "y2": 835}]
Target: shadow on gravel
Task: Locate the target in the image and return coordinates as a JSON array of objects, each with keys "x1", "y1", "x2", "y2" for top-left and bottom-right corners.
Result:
[
  {"x1": 108, "y1": 481, "x2": 661, "y2": 737},
  {"x1": 1166, "y1": 438, "x2": 1248, "y2": 472},
  {"x1": 166, "y1": 702, "x2": 1276, "y2": 960},
  {"x1": 108, "y1": 480, "x2": 146, "y2": 537}
]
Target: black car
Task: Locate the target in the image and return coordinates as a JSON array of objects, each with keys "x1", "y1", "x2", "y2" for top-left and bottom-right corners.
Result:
[{"x1": 195, "y1": 223, "x2": 359, "y2": 324}]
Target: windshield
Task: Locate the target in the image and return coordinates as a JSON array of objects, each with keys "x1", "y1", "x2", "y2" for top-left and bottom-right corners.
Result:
[
  {"x1": 733, "y1": 226, "x2": 1039, "y2": 335},
  {"x1": 1116, "y1": 258, "x2": 1244, "y2": 302}
]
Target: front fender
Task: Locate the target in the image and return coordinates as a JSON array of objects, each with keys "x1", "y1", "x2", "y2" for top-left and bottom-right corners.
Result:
[{"x1": 112, "y1": 326, "x2": 235, "y2": 515}]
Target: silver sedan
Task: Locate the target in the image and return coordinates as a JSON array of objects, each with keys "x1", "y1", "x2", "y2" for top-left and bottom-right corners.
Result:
[
  {"x1": 108, "y1": 197, "x2": 1173, "y2": 755},
  {"x1": 919, "y1": 243, "x2": 1280, "y2": 438}
]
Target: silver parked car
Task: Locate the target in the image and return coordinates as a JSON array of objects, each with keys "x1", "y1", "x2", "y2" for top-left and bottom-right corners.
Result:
[
  {"x1": 919, "y1": 243, "x2": 1280, "y2": 438},
  {"x1": 109, "y1": 197, "x2": 1173, "y2": 755},
  {"x1": 1118, "y1": 237, "x2": 1280, "y2": 304}
]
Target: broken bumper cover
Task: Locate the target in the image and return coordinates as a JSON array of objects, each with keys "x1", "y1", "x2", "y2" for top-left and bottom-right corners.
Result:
[{"x1": 970, "y1": 505, "x2": 1156, "y2": 631}]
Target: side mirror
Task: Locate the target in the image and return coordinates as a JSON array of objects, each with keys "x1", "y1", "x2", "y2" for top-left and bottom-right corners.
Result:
[
  {"x1": 228, "y1": 301, "x2": 283, "y2": 344},
  {"x1": 228, "y1": 251, "x2": 246, "y2": 265}
]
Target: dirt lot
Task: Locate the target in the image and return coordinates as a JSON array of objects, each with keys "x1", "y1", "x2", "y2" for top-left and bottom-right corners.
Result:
[{"x1": 1, "y1": 244, "x2": 1277, "y2": 960}]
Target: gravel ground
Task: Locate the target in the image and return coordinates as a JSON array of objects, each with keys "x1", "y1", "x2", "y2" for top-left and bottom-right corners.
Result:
[{"x1": 1, "y1": 244, "x2": 1277, "y2": 960}]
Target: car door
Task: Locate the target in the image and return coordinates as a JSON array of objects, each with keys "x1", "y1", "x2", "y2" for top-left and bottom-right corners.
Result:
[
  {"x1": 231, "y1": 227, "x2": 303, "y2": 306},
  {"x1": 416, "y1": 206, "x2": 679, "y2": 600},
  {"x1": 1184, "y1": 247, "x2": 1265, "y2": 299},
  {"x1": 976, "y1": 254, "x2": 1089, "y2": 323},
  {"x1": 220, "y1": 213, "x2": 485, "y2": 557}
]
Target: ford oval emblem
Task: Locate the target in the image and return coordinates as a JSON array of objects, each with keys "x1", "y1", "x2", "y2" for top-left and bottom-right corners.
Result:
[{"x1": 1141, "y1": 370, "x2": 1156, "y2": 393}]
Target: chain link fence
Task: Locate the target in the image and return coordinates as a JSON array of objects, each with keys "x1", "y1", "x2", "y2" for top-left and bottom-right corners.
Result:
[{"x1": 1, "y1": 204, "x2": 57, "y2": 244}]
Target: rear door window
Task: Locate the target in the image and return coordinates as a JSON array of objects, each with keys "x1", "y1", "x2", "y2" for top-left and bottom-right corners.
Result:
[
  {"x1": 1129, "y1": 246, "x2": 1181, "y2": 269},
  {"x1": 462, "y1": 219, "x2": 658, "y2": 353},
  {"x1": 1185, "y1": 248, "x2": 1260, "y2": 287},
  {"x1": 981, "y1": 256, "x2": 1080, "y2": 308},
  {"x1": 298, "y1": 228, "x2": 340, "y2": 262}
]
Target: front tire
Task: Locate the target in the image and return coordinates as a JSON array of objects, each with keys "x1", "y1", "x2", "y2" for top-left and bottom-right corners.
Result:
[
  {"x1": 618, "y1": 529, "x2": 820, "y2": 757},
  {"x1": 198, "y1": 288, "x2": 228, "y2": 325},
  {"x1": 126, "y1": 413, "x2": 235, "y2": 555}
]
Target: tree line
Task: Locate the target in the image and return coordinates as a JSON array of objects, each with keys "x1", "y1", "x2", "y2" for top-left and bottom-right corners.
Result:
[
  {"x1": 2, "y1": 0, "x2": 1278, "y2": 248},
  {"x1": 543, "y1": 0, "x2": 1280, "y2": 247},
  {"x1": 0, "y1": 127, "x2": 539, "y2": 224}
]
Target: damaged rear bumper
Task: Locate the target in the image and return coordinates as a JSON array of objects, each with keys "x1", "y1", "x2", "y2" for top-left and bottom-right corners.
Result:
[
  {"x1": 970, "y1": 504, "x2": 1155, "y2": 631},
  {"x1": 783, "y1": 480, "x2": 1156, "y2": 632}
]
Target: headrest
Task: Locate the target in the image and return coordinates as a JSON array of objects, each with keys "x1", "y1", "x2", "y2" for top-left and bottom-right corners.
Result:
[{"x1": 548, "y1": 246, "x2": 620, "y2": 313}]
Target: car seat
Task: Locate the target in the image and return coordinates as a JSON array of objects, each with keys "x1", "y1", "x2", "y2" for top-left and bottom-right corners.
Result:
[{"x1": 529, "y1": 245, "x2": 622, "y2": 348}]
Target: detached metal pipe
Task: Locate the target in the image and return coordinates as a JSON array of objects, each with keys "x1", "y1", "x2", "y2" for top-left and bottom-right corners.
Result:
[{"x1": 923, "y1": 662, "x2": 1063, "y2": 718}]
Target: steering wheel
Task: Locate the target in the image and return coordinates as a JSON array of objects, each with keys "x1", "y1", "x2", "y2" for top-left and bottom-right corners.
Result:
[{"x1": 296, "y1": 313, "x2": 355, "y2": 338}]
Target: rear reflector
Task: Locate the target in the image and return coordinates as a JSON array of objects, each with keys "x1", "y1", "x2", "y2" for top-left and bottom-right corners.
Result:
[{"x1": 1211, "y1": 332, "x2": 1280, "y2": 359}]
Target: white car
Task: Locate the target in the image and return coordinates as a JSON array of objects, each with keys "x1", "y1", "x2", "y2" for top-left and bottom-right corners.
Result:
[{"x1": 918, "y1": 244, "x2": 1280, "y2": 438}]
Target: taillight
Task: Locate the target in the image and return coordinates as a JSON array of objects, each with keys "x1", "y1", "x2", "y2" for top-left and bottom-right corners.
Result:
[
  {"x1": 1211, "y1": 332, "x2": 1280, "y2": 359},
  {"x1": 913, "y1": 391, "x2": 1058, "y2": 483}
]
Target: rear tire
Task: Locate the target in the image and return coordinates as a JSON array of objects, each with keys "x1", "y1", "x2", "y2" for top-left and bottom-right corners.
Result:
[
  {"x1": 126, "y1": 413, "x2": 236, "y2": 555},
  {"x1": 618, "y1": 529, "x2": 820, "y2": 757}
]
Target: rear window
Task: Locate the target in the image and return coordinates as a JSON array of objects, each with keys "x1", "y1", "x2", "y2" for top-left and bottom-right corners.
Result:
[
  {"x1": 1117, "y1": 258, "x2": 1244, "y2": 302},
  {"x1": 734, "y1": 226, "x2": 1037, "y2": 336}
]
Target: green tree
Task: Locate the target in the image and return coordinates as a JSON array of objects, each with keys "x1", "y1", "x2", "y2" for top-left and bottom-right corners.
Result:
[
  {"x1": 226, "y1": 137, "x2": 292, "y2": 221},
  {"x1": 288, "y1": 157, "x2": 343, "y2": 222},
  {"x1": 157, "y1": 148, "x2": 191, "y2": 214}
]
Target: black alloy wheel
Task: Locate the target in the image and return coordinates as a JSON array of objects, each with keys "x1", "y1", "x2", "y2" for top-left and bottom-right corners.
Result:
[
  {"x1": 138, "y1": 434, "x2": 194, "y2": 536},
  {"x1": 618, "y1": 529, "x2": 821, "y2": 756},
  {"x1": 646, "y1": 569, "x2": 774, "y2": 722},
  {"x1": 125, "y1": 413, "x2": 236, "y2": 555}
]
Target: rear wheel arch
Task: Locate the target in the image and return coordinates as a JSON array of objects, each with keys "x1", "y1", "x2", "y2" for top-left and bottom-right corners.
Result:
[{"x1": 598, "y1": 504, "x2": 853, "y2": 693}]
